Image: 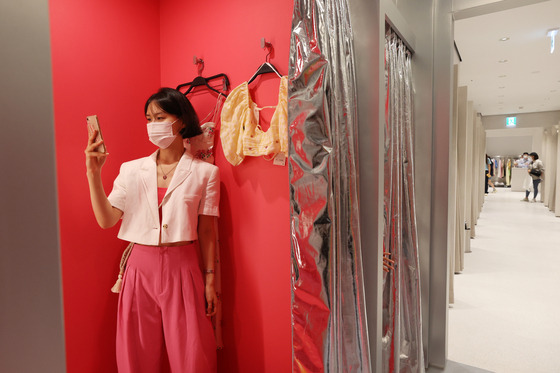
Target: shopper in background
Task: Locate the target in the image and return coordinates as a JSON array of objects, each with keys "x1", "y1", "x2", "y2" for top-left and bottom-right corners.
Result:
[
  {"x1": 523, "y1": 152, "x2": 544, "y2": 202},
  {"x1": 485, "y1": 154, "x2": 496, "y2": 194},
  {"x1": 517, "y1": 152, "x2": 534, "y2": 196},
  {"x1": 514, "y1": 152, "x2": 531, "y2": 168}
]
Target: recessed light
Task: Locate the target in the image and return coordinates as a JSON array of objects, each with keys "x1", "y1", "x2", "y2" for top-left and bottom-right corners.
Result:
[
  {"x1": 532, "y1": 71, "x2": 540, "y2": 74},
  {"x1": 499, "y1": 86, "x2": 506, "y2": 89},
  {"x1": 498, "y1": 75, "x2": 507, "y2": 78},
  {"x1": 500, "y1": 37, "x2": 510, "y2": 41},
  {"x1": 519, "y1": 106, "x2": 524, "y2": 109},
  {"x1": 551, "y1": 89, "x2": 558, "y2": 92},
  {"x1": 498, "y1": 59, "x2": 508, "y2": 63}
]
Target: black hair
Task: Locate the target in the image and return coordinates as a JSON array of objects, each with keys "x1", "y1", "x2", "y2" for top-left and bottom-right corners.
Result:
[
  {"x1": 144, "y1": 88, "x2": 202, "y2": 138},
  {"x1": 523, "y1": 152, "x2": 529, "y2": 155},
  {"x1": 530, "y1": 152, "x2": 539, "y2": 160}
]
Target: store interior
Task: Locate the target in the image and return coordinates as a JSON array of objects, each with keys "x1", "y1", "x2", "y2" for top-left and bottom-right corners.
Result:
[{"x1": 1, "y1": 0, "x2": 559, "y2": 372}]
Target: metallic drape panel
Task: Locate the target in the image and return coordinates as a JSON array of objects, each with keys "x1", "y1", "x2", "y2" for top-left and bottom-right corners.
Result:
[
  {"x1": 288, "y1": 0, "x2": 370, "y2": 371},
  {"x1": 382, "y1": 33, "x2": 425, "y2": 373}
]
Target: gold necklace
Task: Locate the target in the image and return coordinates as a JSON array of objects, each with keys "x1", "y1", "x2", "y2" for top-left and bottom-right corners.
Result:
[
  {"x1": 158, "y1": 149, "x2": 184, "y2": 180},
  {"x1": 159, "y1": 162, "x2": 179, "y2": 180}
]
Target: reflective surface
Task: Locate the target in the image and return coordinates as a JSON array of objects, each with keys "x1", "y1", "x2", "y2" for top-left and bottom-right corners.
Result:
[
  {"x1": 288, "y1": 0, "x2": 370, "y2": 371},
  {"x1": 382, "y1": 32, "x2": 425, "y2": 373}
]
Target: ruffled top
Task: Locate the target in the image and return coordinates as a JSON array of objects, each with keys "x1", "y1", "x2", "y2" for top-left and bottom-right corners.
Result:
[{"x1": 220, "y1": 76, "x2": 288, "y2": 166}]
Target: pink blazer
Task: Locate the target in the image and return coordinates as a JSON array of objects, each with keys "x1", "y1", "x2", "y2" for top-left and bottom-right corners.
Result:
[{"x1": 108, "y1": 150, "x2": 220, "y2": 245}]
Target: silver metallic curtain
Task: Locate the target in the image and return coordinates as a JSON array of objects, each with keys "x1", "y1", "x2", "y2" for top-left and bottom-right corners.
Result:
[
  {"x1": 288, "y1": 0, "x2": 370, "y2": 371},
  {"x1": 382, "y1": 32, "x2": 425, "y2": 373}
]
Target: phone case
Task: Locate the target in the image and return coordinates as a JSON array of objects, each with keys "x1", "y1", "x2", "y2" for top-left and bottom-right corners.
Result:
[{"x1": 86, "y1": 115, "x2": 106, "y2": 153}]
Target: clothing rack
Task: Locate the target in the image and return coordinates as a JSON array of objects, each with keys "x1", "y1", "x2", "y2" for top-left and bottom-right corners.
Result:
[{"x1": 489, "y1": 155, "x2": 519, "y2": 187}]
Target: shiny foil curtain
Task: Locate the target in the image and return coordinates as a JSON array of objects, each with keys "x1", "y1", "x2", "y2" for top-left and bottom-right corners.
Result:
[
  {"x1": 382, "y1": 32, "x2": 425, "y2": 373},
  {"x1": 288, "y1": 0, "x2": 370, "y2": 372}
]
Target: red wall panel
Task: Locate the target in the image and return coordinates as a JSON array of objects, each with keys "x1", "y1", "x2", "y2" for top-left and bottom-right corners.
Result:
[
  {"x1": 159, "y1": 1, "x2": 293, "y2": 371},
  {"x1": 51, "y1": 0, "x2": 292, "y2": 371},
  {"x1": 49, "y1": 1, "x2": 161, "y2": 372}
]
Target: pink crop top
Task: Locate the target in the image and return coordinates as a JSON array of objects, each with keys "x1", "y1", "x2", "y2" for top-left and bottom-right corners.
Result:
[{"x1": 158, "y1": 187, "x2": 167, "y2": 222}]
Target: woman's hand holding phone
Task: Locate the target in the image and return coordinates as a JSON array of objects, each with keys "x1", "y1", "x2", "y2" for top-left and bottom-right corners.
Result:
[{"x1": 85, "y1": 115, "x2": 108, "y2": 176}]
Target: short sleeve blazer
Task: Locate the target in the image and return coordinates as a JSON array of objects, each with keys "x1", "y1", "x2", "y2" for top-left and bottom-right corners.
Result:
[{"x1": 108, "y1": 150, "x2": 220, "y2": 245}]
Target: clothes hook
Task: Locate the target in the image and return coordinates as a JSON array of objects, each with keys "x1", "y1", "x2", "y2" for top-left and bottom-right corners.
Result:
[
  {"x1": 193, "y1": 55, "x2": 204, "y2": 76},
  {"x1": 261, "y1": 38, "x2": 273, "y2": 62}
]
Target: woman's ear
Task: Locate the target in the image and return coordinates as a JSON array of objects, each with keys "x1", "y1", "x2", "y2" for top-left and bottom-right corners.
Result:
[{"x1": 178, "y1": 119, "x2": 187, "y2": 136}]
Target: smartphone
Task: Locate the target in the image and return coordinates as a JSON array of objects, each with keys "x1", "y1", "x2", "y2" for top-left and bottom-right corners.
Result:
[{"x1": 86, "y1": 115, "x2": 106, "y2": 153}]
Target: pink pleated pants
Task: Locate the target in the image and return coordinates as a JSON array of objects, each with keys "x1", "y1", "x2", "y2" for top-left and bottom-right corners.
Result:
[{"x1": 116, "y1": 243, "x2": 217, "y2": 373}]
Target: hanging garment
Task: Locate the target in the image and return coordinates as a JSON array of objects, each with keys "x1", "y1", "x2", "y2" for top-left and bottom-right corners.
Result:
[
  {"x1": 220, "y1": 76, "x2": 288, "y2": 166},
  {"x1": 185, "y1": 95, "x2": 225, "y2": 164},
  {"x1": 506, "y1": 159, "x2": 512, "y2": 186},
  {"x1": 499, "y1": 159, "x2": 504, "y2": 178}
]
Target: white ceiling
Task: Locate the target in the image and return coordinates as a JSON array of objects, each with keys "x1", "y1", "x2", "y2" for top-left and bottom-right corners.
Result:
[{"x1": 454, "y1": 0, "x2": 560, "y2": 116}]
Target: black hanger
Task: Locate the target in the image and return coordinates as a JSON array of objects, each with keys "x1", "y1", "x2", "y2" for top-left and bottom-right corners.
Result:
[
  {"x1": 176, "y1": 73, "x2": 230, "y2": 97},
  {"x1": 248, "y1": 62, "x2": 282, "y2": 84},
  {"x1": 248, "y1": 40, "x2": 282, "y2": 84}
]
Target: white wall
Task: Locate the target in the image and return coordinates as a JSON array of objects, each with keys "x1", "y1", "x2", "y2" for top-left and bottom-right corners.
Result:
[
  {"x1": 486, "y1": 136, "x2": 533, "y2": 156},
  {"x1": 482, "y1": 111, "x2": 560, "y2": 130},
  {"x1": 486, "y1": 127, "x2": 545, "y2": 157}
]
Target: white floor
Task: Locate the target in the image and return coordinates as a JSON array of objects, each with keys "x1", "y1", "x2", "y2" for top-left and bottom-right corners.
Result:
[{"x1": 448, "y1": 188, "x2": 560, "y2": 373}]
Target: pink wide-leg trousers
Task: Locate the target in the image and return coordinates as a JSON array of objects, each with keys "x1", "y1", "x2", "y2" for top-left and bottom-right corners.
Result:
[{"x1": 116, "y1": 243, "x2": 217, "y2": 373}]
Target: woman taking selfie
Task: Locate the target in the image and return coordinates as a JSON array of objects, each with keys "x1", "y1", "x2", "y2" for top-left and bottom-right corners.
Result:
[{"x1": 85, "y1": 88, "x2": 219, "y2": 373}]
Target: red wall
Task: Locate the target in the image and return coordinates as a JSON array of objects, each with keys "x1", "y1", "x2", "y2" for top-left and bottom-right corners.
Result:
[
  {"x1": 159, "y1": 1, "x2": 292, "y2": 372},
  {"x1": 49, "y1": 0, "x2": 161, "y2": 371},
  {"x1": 50, "y1": 0, "x2": 292, "y2": 372}
]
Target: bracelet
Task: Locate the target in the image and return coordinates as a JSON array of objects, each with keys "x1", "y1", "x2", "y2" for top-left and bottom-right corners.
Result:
[{"x1": 204, "y1": 269, "x2": 215, "y2": 274}]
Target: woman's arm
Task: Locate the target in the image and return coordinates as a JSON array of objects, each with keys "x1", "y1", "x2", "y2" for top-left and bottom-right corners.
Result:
[
  {"x1": 198, "y1": 214, "x2": 218, "y2": 316},
  {"x1": 85, "y1": 130, "x2": 123, "y2": 228}
]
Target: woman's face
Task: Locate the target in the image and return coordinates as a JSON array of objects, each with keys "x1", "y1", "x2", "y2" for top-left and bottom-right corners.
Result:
[{"x1": 145, "y1": 102, "x2": 185, "y2": 136}]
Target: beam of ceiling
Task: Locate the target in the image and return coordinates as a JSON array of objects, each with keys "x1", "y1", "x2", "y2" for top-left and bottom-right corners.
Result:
[
  {"x1": 453, "y1": 0, "x2": 550, "y2": 20},
  {"x1": 454, "y1": 0, "x2": 560, "y2": 116}
]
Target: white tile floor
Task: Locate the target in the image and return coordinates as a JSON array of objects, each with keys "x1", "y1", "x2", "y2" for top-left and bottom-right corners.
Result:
[{"x1": 448, "y1": 188, "x2": 560, "y2": 373}]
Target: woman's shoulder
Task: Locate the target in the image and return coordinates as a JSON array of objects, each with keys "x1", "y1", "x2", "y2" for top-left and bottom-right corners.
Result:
[
  {"x1": 191, "y1": 158, "x2": 219, "y2": 175},
  {"x1": 119, "y1": 154, "x2": 154, "y2": 171}
]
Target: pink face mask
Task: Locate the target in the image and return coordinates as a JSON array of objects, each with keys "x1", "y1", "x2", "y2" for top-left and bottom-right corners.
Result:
[{"x1": 147, "y1": 118, "x2": 179, "y2": 149}]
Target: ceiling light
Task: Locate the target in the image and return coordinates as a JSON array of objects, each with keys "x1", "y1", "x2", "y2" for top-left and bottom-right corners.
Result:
[
  {"x1": 547, "y1": 28, "x2": 559, "y2": 53},
  {"x1": 498, "y1": 59, "x2": 508, "y2": 63},
  {"x1": 499, "y1": 37, "x2": 510, "y2": 41},
  {"x1": 499, "y1": 86, "x2": 506, "y2": 89},
  {"x1": 499, "y1": 75, "x2": 507, "y2": 78},
  {"x1": 519, "y1": 106, "x2": 524, "y2": 109},
  {"x1": 551, "y1": 90, "x2": 558, "y2": 92},
  {"x1": 532, "y1": 71, "x2": 540, "y2": 74}
]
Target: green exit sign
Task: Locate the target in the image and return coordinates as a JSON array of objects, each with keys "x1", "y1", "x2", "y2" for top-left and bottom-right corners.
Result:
[{"x1": 506, "y1": 117, "x2": 517, "y2": 127}]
